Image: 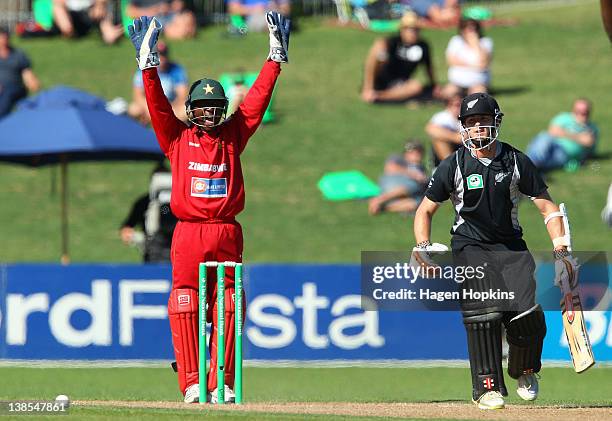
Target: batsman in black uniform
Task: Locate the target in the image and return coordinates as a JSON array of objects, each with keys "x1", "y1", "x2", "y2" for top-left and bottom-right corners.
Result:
[{"x1": 412, "y1": 93, "x2": 578, "y2": 409}]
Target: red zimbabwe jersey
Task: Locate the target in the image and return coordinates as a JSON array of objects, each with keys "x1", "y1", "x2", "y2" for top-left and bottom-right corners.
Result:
[{"x1": 143, "y1": 61, "x2": 280, "y2": 221}]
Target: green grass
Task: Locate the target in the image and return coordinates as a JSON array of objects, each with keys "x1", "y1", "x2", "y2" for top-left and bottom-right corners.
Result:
[
  {"x1": 1, "y1": 1, "x2": 610, "y2": 263},
  {"x1": 0, "y1": 367, "x2": 610, "y2": 419},
  {"x1": 1, "y1": 367, "x2": 610, "y2": 404}
]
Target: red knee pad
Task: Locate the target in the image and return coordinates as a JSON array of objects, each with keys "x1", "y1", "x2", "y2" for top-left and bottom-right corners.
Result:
[{"x1": 168, "y1": 288, "x2": 200, "y2": 395}]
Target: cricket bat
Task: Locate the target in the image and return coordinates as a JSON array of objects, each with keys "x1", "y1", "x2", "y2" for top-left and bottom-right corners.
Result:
[{"x1": 558, "y1": 203, "x2": 595, "y2": 373}]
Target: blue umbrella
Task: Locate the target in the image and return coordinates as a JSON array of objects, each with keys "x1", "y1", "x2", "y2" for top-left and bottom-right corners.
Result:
[{"x1": 0, "y1": 86, "x2": 164, "y2": 263}]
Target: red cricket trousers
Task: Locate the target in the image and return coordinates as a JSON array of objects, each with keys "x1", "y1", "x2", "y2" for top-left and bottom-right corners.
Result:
[{"x1": 168, "y1": 219, "x2": 245, "y2": 395}]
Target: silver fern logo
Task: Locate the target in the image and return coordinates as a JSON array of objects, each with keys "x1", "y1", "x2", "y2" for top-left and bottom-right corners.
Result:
[{"x1": 495, "y1": 172, "x2": 510, "y2": 183}]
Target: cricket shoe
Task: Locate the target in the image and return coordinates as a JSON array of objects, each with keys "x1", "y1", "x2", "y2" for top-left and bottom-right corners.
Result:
[
  {"x1": 472, "y1": 391, "x2": 505, "y2": 410},
  {"x1": 183, "y1": 384, "x2": 200, "y2": 403},
  {"x1": 209, "y1": 384, "x2": 235, "y2": 404},
  {"x1": 517, "y1": 372, "x2": 539, "y2": 401}
]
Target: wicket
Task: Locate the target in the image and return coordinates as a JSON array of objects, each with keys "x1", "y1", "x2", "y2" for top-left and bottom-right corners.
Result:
[{"x1": 198, "y1": 261, "x2": 243, "y2": 404}]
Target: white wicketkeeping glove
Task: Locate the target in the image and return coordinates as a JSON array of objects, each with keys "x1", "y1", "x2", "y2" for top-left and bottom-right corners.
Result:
[
  {"x1": 128, "y1": 16, "x2": 162, "y2": 70},
  {"x1": 553, "y1": 250, "x2": 580, "y2": 291},
  {"x1": 266, "y1": 11, "x2": 291, "y2": 63}
]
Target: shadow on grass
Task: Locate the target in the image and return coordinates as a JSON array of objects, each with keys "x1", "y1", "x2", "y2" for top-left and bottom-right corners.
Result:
[{"x1": 591, "y1": 151, "x2": 612, "y2": 161}]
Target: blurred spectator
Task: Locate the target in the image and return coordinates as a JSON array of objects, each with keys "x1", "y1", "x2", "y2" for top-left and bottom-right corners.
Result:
[
  {"x1": 120, "y1": 161, "x2": 177, "y2": 262},
  {"x1": 526, "y1": 99, "x2": 598, "y2": 172},
  {"x1": 602, "y1": 0, "x2": 612, "y2": 43},
  {"x1": 361, "y1": 12, "x2": 438, "y2": 103},
  {"x1": 444, "y1": 18, "x2": 492, "y2": 96},
  {"x1": 128, "y1": 41, "x2": 188, "y2": 124},
  {"x1": 227, "y1": 0, "x2": 290, "y2": 33},
  {"x1": 353, "y1": 0, "x2": 410, "y2": 29},
  {"x1": 368, "y1": 140, "x2": 428, "y2": 215},
  {"x1": 126, "y1": 0, "x2": 196, "y2": 39},
  {"x1": 0, "y1": 27, "x2": 40, "y2": 119},
  {"x1": 227, "y1": 78, "x2": 249, "y2": 115},
  {"x1": 52, "y1": 0, "x2": 124, "y2": 44},
  {"x1": 409, "y1": 0, "x2": 462, "y2": 27},
  {"x1": 426, "y1": 90, "x2": 462, "y2": 166}
]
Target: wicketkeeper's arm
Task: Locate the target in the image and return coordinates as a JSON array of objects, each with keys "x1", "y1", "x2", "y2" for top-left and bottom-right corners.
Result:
[
  {"x1": 129, "y1": 16, "x2": 184, "y2": 154},
  {"x1": 230, "y1": 12, "x2": 289, "y2": 152},
  {"x1": 142, "y1": 69, "x2": 185, "y2": 153}
]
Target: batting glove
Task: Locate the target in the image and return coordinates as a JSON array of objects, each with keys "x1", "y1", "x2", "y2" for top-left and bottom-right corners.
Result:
[
  {"x1": 267, "y1": 11, "x2": 291, "y2": 63},
  {"x1": 553, "y1": 249, "x2": 580, "y2": 291},
  {"x1": 410, "y1": 241, "x2": 449, "y2": 277},
  {"x1": 128, "y1": 16, "x2": 162, "y2": 70}
]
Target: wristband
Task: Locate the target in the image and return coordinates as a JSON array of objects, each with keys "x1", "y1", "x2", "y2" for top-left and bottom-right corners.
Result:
[
  {"x1": 416, "y1": 240, "x2": 431, "y2": 249},
  {"x1": 553, "y1": 248, "x2": 570, "y2": 260},
  {"x1": 552, "y1": 236, "x2": 570, "y2": 248}
]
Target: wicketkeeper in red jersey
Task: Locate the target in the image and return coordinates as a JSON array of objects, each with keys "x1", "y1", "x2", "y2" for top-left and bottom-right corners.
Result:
[{"x1": 128, "y1": 13, "x2": 290, "y2": 403}]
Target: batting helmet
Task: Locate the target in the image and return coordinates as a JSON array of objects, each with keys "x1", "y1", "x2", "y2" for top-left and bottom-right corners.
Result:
[{"x1": 458, "y1": 92, "x2": 504, "y2": 151}]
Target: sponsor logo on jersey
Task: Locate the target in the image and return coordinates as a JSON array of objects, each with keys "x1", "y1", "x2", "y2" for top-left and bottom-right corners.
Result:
[
  {"x1": 466, "y1": 173, "x2": 484, "y2": 190},
  {"x1": 188, "y1": 142, "x2": 201, "y2": 147},
  {"x1": 495, "y1": 172, "x2": 510, "y2": 183},
  {"x1": 188, "y1": 161, "x2": 227, "y2": 173},
  {"x1": 467, "y1": 99, "x2": 479, "y2": 109},
  {"x1": 191, "y1": 177, "x2": 228, "y2": 198}
]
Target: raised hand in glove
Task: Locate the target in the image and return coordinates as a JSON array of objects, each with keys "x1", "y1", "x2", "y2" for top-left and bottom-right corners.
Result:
[
  {"x1": 266, "y1": 11, "x2": 291, "y2": 63},
  {"x1": 128, "y1": 16, "x2": 162, "y2": 70}
]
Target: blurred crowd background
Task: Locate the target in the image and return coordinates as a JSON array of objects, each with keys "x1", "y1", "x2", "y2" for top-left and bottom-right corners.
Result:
[{"x1": 0, "y1": 0, "x2": 609, "y2": 264}]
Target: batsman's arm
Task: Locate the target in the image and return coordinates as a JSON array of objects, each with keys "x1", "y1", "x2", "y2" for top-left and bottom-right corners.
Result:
[
  {"x1": 414, "y1": 197, "x2": 441, "y2": 244},
  {"x1": 532, "y1": 192, "x2": 568, "y2": 252},
  {"x1": 414, "y1": 154, "x2": 453, "y2": 243}
]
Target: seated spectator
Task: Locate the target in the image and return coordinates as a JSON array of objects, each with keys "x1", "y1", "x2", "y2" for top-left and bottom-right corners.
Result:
[
  {"x1": 227, "y1": 78, "x2": 249, "y2": 115},
  {"x1": 126, "y1": 0, "x2": 196, "y2": 39},
  {"x1": 120, "y1": 160, "x2": 177, "y2": 262},
  {"x1": 368, "y1": 140, "x2": 428, "y2": 215},
  {"x1": 227, "y1": 0, "x2": 290, "y2": 33},
  {"x1": 409, "y1": 0, "x2": 462, "y2": 28},
  {"x1": 426, "y1": 90, "x2": 462, "y2": 167},
  {"x1": 128, "y1": 41, "x2": 188, "y2": 124},
  {"x1": 444, "y1": 18, "x2": 492, "y2": 95},
  {"x1": 353, "y1": 0, "x2": 410, "y2": 29},
  {"x1": 361, "y1": 12, "x2": 438, "y2": 103},
  {"x1": 52, "y1": 0, "x2": 123, "y2": 44},
  {"x1": 526, "y1": 98, "x2": 598, "y2": 172},
  {"x1": 0, "y1": 27, "x2": 40, "y2": 119}
]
